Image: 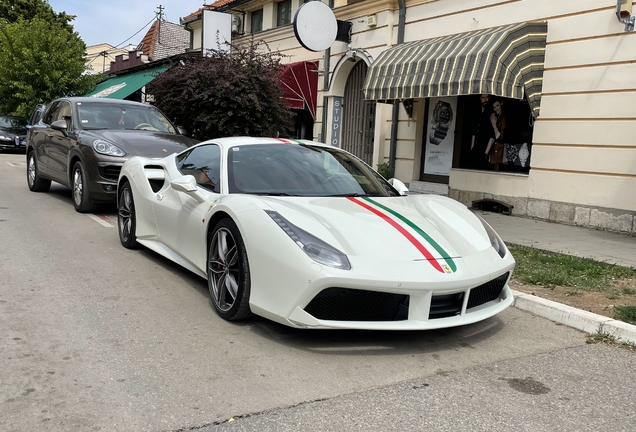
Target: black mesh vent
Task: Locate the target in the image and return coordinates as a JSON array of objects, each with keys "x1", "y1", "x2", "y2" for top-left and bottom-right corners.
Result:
[
  {"x1": 304, "y1": 288, "x2": 409, "y2": 322},
  {"x1": 148, "y1": 179, "x2": 164, "y2": 193},
  {"x1": 99, "y1": 165, "x2": 122, "y2": 180},
  {"x1": 467, "y1": 272, "x2": 509, "y2": 309},
  {"x1": 429, "y1": 293, "x2": 464, "y2": 319}
]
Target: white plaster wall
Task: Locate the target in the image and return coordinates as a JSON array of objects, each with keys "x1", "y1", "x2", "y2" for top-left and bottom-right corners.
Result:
[{"x1": 224, "y1": 0, "x2": 636, "y2": 212}]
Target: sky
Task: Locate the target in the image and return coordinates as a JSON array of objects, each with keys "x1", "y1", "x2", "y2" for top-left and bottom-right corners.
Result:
[{"x1": 48, "y1": 0, "x2": 206, "y2": 48}]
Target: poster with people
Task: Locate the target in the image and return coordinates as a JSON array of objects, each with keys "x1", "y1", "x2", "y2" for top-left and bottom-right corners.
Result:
[
  {"x1": 462, "y1": 94, "x2": 534, "y2": 172},
  {"x1": 424, "y1": 97, "x2": 457, "y2": 176}
]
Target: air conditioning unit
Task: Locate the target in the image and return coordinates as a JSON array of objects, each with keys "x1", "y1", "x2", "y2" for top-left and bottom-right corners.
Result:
[{"x1": 231, "y1": 15, "x2": 242, "y2": 34}]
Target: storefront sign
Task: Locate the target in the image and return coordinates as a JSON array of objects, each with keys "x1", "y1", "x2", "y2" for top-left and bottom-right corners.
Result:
[
  {"x1": 424, "y1": 97, "x2": 457, "y2": 176},
  {"x1": 330, "y1": 97, "x2": 343, "y2": 147}
]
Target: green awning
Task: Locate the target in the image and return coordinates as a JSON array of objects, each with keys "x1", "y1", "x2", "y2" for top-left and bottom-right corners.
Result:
[
  {"x1": 363, "y1": 22, "x2": 548, "y2": 117},
  {"x1": 84, "y1": 65, "x2": 172, "y2": 99}
]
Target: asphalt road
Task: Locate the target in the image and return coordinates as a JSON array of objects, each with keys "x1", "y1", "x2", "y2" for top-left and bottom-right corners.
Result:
[{"x1": 1, "y1": 151, "x2": 634, "y2": 431}]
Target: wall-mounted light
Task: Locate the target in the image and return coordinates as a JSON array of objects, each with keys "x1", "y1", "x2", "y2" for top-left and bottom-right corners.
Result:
[{"x1": 616, "y1": 0, "x2": 635, "y2": 31}]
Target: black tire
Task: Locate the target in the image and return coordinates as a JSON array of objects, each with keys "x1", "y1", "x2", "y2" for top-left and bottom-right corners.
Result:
[
  {"x1": 71, "y1": 161, "x2": 97, "y2": 213},
  {"x1": 26, "y1": 151, "x2": 51, "y2": 192},
  {"x1": 207, "y1": 218, "x2": 252, "y2": 321},
  {"x1": 117, "y1": 181, "x2": 139, "y2": 249}
]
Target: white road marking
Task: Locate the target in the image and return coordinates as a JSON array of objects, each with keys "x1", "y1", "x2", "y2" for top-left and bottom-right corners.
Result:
[{"x1": 88, "y1": 214, "x2": 114, "y2": 228}]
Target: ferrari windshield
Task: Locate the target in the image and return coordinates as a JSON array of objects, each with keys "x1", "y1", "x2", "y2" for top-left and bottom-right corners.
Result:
[
  {"x1": 76, "y1": 102, "x2": 177, "y2": 133},
  {"x1": 227, "y1": 143, "x2": 398, "y2": 197}
]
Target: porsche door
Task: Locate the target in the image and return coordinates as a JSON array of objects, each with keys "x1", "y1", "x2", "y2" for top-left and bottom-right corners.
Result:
[{"x1": 153, "y1": 144, "x2": 221, "y2": 269}]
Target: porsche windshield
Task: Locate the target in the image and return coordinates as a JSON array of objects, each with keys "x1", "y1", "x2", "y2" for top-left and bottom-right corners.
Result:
[
  {"x1": 76, "y1": 102, "x2": 176, "y2": 133},
  {"x1": 227, "y1": 144, "x2": 398, "y2": 197}
]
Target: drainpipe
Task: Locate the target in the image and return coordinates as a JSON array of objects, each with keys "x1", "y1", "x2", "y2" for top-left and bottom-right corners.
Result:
[
  {"x1": 321, "y1": 48, "x2": 330, "y2": 143},
  {"x1": 388, "y1": 0, "x2": 406, "y2": 178},
  {"x1": 321, "y1": 0, "x2": 335, "y2": 143}
]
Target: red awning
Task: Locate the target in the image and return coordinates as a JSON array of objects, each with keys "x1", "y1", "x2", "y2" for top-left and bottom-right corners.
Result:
[{"x1": 279, "y1": 61, "x2": 319, "y2": 120}]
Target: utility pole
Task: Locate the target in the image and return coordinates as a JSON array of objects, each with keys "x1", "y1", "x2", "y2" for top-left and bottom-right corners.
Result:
[
  {"x1": 156, "y1": 5, "x2": 165, "y2": 44},
  {"x1": 101, "y1": 50, "x2": 107, "y2": 73},
  {"x1": 156, "y1": 5, "x2": 165, "y2": 21}
]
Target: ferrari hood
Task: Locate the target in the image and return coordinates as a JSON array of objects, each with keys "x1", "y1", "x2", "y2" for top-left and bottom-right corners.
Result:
[
  {"x1": 259, "y1": 195, "x2": 494, "y2": 270},
  {"x1": 82, "y1": 130, "x2": 198, "y2": 157}
]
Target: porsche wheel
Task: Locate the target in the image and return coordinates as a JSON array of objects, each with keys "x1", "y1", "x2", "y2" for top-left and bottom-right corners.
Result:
[
  {"x1": 26, "y1": 151, "x2": 51, "y2": 192},
  {"x1": 117, "y1": 182, "x2": 138, "y2": 249},
  {"x1": 207, "y1": 219, "x2": 252, "y2": 321},
  {"x1": 71, "y1": 161, "x2": 97, "y2": 213}
]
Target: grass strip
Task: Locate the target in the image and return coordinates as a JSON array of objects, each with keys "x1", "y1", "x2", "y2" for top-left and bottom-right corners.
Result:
[
  {"x1": 614, "y1": 305, "x2": 636, "y2": 325},
  {"x1": 508, "y1": 245, "x2": 636, "y2": 291}
]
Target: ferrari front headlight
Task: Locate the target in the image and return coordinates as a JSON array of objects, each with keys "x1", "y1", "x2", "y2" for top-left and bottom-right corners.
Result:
[
  {"x1": 474, "y1": 212, "x2": 507, "y2": 258},
  {"x1": 92, "y1": 139, "x2": 126, "y2": 157},
  {"x1": 265, "y1": 210, "x2": 351, "y2": 270}
]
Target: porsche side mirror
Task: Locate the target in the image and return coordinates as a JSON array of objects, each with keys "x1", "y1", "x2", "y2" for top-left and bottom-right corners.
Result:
[
  {"x1": 171, "y1": 175, "x2": 205, "y2": 202},
  {"x1": 388, "y1": 178, "x2": 409, "y2": 196},
  {"x1": 51, "y1": 119, "x2": 69, "y2": 135},
  {"x1": 177, "y1": 127, "x2": 188, "y2": 136}
]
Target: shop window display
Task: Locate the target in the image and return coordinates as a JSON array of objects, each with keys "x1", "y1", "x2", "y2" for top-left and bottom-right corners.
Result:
[{"x1": 459, "y1": 94, "x2": 533, "y2": 173}]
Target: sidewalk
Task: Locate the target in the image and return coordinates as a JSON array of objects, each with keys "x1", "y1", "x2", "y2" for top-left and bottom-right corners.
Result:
[{"x1": 479, "y1": 212, "x2": 636, "y2": 344}]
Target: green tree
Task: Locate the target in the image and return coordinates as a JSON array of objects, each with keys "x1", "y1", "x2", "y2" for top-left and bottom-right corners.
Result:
[
  {"x1": 0, "y1": 17, "x2": 99, "y2": 116},
  {"x1": 148, "y1": 41, "x2": 294, "y2": 140},
  {"x1": 0, "y1": 0, "x2": 74, "y2": 31}
]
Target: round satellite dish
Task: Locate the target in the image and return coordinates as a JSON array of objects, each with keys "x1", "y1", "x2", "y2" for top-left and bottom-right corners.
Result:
[{"x1": 293, "y1": 1, "x2": 337, "y2": 52}]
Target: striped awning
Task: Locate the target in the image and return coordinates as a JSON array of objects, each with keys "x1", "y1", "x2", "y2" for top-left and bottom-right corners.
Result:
[{"x1": 363, "y1": 22, "x2": 548, "y2": 117}]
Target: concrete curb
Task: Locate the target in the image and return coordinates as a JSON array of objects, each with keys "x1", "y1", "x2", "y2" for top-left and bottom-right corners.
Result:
[{"x1": 511, "y1": 290, "x2": 636, "y2": 344}]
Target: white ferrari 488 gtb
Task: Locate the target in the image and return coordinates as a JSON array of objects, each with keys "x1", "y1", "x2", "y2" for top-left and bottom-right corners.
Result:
[{"x1": 117, "y1": 137, "x2": 515, "y2": 330}]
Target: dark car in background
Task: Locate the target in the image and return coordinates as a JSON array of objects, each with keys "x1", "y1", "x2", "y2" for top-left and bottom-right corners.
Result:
[
  {"x1": 0, "y1": 115, "x2": 28, "y2": 152},
  {"x1": 26, "y1": 97, "x2": 199, "y2": 213}
]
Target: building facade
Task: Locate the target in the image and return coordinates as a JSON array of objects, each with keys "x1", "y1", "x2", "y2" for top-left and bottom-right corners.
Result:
[{"x1": 186, "y1": 0, "x2": 636, "y2": 234}]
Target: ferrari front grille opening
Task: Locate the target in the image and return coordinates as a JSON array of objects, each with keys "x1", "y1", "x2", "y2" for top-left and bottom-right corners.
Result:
[
  {"x1": 429, "y1": 292, "x2": 464, "y2": 319},
  {"x1": 466, "y1": 272, "x2": 509, "y2": 309},
  {"x1": 304, "y1": 288, "x2": 409, "y2": 322}
]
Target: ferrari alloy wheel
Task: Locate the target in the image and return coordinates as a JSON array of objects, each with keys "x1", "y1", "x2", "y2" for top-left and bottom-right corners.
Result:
[
  {"x1": 207, "y1": 219, "x2": 252, "y2": 321},
  {"x1": 26, "y1": 151, "x2": 51, "y2": 192},
  {"x1": 71, "y1": 162, "x2": 96, "y2": 213},
  {"x1": 117, "y1": 182, "x2": 138, "y2": 249}
]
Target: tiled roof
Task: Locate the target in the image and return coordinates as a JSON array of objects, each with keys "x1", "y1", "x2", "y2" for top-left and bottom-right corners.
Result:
[
  {"x1": 181, "y1": 4, "x2": 215, "y2": 21},
  {"x1": 181, "y1": 0, "x2": 239, "y2": 21},
  {"x1": 137, "y1": 21, "x2": 189, "y2": 61}
]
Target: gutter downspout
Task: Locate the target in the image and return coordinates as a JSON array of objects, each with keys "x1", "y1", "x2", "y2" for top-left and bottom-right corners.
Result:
[
  {"x1": 388, "y1": 0, "x2": 406, "y2": 178},
  {"x1": 321, "y1": 48, "x2": 330, "y2": 143},
  {"x1": 321, "y1": 0, "x2": 335, "y2": 143}
]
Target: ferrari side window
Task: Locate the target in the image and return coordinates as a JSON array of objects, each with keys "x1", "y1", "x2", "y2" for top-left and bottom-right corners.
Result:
[{"x1": 177, "y1": 144, "x2": 221, "y2": 193}]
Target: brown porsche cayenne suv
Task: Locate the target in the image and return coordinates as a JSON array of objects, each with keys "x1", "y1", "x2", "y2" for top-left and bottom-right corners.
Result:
[{"x1": 26, "y1": 97, "x2": 199, "y2": 212}]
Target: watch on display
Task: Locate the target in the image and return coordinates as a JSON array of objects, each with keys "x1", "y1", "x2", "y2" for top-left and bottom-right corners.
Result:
[{"x1": 429, "y1": 100, "x2": 453, "y2": 145}]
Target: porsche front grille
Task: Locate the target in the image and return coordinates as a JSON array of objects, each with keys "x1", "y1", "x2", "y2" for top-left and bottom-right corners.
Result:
[{"x1": 99, "y1": 165, "x2": 122, "y2": 180}]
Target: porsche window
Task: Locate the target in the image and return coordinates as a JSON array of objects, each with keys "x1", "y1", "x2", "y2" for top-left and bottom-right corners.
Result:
[
  {"x1": 177, "y1": 144, "x2": 221, "y2": 193},
  {"x1": 228, "y1": 144, "x2": 398, "y2": 197},
  {"x1": 76, "y1": 102, "x2": 176, "y2": 133}
]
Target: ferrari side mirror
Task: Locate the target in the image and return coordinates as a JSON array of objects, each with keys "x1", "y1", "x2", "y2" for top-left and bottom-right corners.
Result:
[
  {"x1": 388, "y1": 178, "x2": 409, "y2": 196},
  {"x1": 171, "y1": 175, "x2": 205, "y2": 202}
]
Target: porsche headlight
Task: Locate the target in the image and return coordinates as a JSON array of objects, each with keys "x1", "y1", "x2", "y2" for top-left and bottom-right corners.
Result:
[
  {"x1": 92, "y1": 139, "x2": 126, "y2": 157},
  {"x1": 266, "y1": 210, "x2": 351, "y2": 270},
  {"x1": 474, "y1": 212, "x2": 507, "y2": 258}
]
